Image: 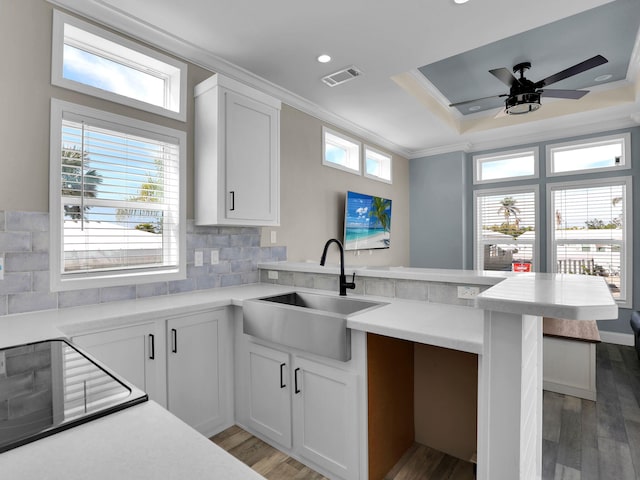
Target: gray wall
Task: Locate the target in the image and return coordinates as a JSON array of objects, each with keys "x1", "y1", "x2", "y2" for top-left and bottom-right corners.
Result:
[
  {"x1": 410, "y1": 151, "x2": 467, "y2": 269},
  {"x1": 411, "y1": 126, "x2": 640, "y2": 334}
]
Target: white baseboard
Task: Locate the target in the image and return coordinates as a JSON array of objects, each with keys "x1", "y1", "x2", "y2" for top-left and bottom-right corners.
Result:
[
  {"x1": 599, "y1": 331, "x2": 634, "y2": 346},
  {"x1": 543, "y1": 381, "x2": 596, "y2": 401}
]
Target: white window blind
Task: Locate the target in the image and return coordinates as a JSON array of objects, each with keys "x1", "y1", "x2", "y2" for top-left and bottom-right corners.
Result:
[
  {"x1": 59, "y1": 115, "x2": 180, "y2": 276},
  {"x1": 50, "y1": 100, "x2": 185, "y2": 291},
  {"x1": 550, "y1": 178, "x2": 631, "y2": 303},
  {"x1": 475, "y1": 189, "x2": 537, "y2": 271}
]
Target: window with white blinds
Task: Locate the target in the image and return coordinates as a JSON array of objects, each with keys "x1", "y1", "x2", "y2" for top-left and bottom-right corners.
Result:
[
  {"x1": 475, "y1": 187, "x2": 537, "y2": 272},
  {"x1": 549, "y1": 177, "x2": 632, "y2": 305},
  {"x1": 50, "y1": 100, "x2": 186, "y2": 291}
]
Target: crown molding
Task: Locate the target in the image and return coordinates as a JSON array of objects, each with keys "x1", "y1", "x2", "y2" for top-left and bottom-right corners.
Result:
[
  {"x1": 411, "y1": 111, "x2": 640, "y2": 159},
  {"x1": 46, "y1": 0, "x2": 412, "y2": 159},
  {"x1": 409, "y1": 143, "x2": 473, "y2": 159}
]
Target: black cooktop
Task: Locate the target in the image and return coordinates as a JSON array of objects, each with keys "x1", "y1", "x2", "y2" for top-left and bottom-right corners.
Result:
[{"x1": 0, "y1": 338, "x2": 147, "y2": 453}]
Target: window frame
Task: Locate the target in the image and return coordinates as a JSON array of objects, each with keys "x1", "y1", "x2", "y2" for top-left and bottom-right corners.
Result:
[
  {"x1": 473, "y1": 147, "x2": 539, "y2": 185},
  {"x1": 545, "y1": 133, "x2": 631, "y2": 177},
  {"x1": 321, "y1": 126, "x2": 362, "y2": 175},
  {"x1": 473, "y1": 185, "x2": 540, "y2": 272},
  {"x1": 49, "y1": 98, "x2": 186, "y2": 292},
  {"x1": 363, "y1": 145, "x2": 393, "y2": 184},
  {"x1": 51, "y1": 10, "x2": 188, "y2": 122},
  {"x1": 546, "y1": 176, "x2": 633, "y2": 308}
]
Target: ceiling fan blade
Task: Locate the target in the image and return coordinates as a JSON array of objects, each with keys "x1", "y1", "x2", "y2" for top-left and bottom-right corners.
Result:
[
  {"x1": 540, "y1": 89, "x2": 589, "y2": 99},
  {"x1": 449, "y1": 94, "x2": 507, "y2": 107},
  {"x1": 489, "y1": 67, "x2": 520, "y2": 87},
  {"x1": 535, "y1": 55, "x2": 608, "y2": 88}
]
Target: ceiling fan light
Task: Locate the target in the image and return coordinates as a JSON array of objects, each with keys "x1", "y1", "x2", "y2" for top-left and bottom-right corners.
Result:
[{"x1": 505, "y1": 92, "x2": 541, "y2": 115}]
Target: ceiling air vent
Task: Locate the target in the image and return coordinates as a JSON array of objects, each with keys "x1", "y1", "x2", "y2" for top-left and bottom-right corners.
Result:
[{"x1": 322, "y1": 66, "x2": 362, "y2": 87}]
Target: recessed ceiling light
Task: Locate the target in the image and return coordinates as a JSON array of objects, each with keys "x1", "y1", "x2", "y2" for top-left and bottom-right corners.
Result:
[
  {"x1": 594, "y1": 74, "x2": 612, "y2": 82},
  {"x1": 468, "y1": 105, "x2": 481, "y2": 111},
  {"x1": 454, "y1": 0, "x2": 470, "y2": 4},
  {"x1": 317, "y1": 54, "x2": 332, "y2": 63}
]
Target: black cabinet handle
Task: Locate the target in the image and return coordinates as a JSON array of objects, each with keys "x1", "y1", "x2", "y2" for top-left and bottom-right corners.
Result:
[
  {"x1": 148, "y1": 334, "x2": 155, "y2": 360},
  {"x1": 280, "y1": 363, "x2": 286, "y2": 388},
  {"x1": 171, "y1": 328, "x2": 177, "y2": 353},
  {"x1": 294, "y1": 368, "x2": 301, "y2": 394},
  {"x1": 229, "y1": 191, "x2": 235, "y2": 211}
]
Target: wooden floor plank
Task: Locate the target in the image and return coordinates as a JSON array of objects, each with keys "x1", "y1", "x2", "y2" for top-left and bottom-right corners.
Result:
[
  {"x1": 597, "y1": 436, "x2": 635, "y2": 480},
  {"x1": 557, "y1": 396, "x2": 582, "y2": 470},
  {"x1": 544, "y1": 391, "x2": 564, "y2": 442},
  {"x1": 211, "y1": 424, "x2": 253, "y2": 451},
  {"x1": 553, "y1": 464, "x2": 581, "y2": 480},
  {"x1": 251, "y1": 449, "x2": 288, "y2": 476}
]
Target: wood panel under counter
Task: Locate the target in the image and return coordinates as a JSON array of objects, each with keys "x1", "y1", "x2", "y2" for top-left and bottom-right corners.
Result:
[{"x1": 367, "y1": 333, "x2": 478, "y2": 480}]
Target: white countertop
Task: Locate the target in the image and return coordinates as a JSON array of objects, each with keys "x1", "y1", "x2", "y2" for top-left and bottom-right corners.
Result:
[
  {"x1": 476, "y1": 273, "x2": 618, "y2": 320},
  {"x1": 0, "y1": 401, "x2": 265, "y2": 480},
  {"x1": 347, "y1": 299, "x2": 484, "y2": 354},
  {"x1": 0, "y1": 264, "x2": 617, "y2": 477}
]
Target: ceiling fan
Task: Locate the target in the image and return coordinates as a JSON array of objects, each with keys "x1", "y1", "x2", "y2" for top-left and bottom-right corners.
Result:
[{"x1": 449, "y1": 55, "x2": 608, "y2": 115}]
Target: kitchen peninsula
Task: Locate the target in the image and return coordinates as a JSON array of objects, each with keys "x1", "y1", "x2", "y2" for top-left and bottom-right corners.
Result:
[{"x1": 0, "y1": 265, "x2": 616, "y2": 480}]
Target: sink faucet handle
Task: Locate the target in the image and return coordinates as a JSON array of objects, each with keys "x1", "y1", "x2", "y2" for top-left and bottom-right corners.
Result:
[{"x1": 345, "y1": 272, "x2": 356, "y2": 290}]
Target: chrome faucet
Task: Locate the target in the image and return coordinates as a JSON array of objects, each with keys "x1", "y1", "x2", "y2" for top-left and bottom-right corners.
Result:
[{"x1": 320, "y1": 238, "x2": 356, "y2": 296}]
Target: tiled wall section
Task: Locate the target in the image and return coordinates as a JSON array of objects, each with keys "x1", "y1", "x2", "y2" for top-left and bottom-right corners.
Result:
[
  {"x1": 259, "y1": 269, "x2": 490, "y2": 307},
  {"x1": 0, "y1": 211, "x2": 286, "y2": 316}
]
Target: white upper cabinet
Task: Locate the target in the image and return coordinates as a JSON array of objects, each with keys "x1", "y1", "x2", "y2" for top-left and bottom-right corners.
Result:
[{"x1": 195, "y1": 74, "x2": 280, "y2": 226}]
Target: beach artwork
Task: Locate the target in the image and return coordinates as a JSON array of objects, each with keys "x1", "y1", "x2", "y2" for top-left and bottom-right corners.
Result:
[{"x1": 344, "y1": 191, "x2": 392, "y2": 250}]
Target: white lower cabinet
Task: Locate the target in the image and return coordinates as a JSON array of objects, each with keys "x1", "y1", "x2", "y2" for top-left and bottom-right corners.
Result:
[
  {"x1": 166, "y1": 311, "x2": 225, "y2": 435},
  {"x1": 241, "y1": 340, "x2": 359, "y2": 480},
  {"x1": 71, "y1": 308, "x2": 232, "y2": 437},
  {"x1": 246, "y1": 342, "x2": 292, "y2": 448},
  {"x1": 293, "y1": 356, "x2": 358, "y2": 480}
]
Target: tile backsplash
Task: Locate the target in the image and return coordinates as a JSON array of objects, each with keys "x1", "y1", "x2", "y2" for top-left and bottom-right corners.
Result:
[{"x1": 0, "y1": 211, "x2": 286, "y2": 316}]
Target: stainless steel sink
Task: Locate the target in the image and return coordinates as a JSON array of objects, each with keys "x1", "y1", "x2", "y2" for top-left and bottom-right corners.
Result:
[{"x1": 243, "y1": 291, "x2": 384, "y2": 361}]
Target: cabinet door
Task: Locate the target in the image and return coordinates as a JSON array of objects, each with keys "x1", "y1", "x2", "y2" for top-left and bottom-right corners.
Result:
[
  {"x1": 72, "y1": 322, "x2": 163, "y2": 405},
  {"x1": 166, "y1": 311, "x2": 222, "y2": 436},
  {"x1": 293, "y1": 356, "x2": 359, "y2": 480},
  {"x1": 246, "y1": 342, "x2": 292, "y2": 449},
  {"x1": 224, "y1": 90, "x2": 279, "y2": 223}
]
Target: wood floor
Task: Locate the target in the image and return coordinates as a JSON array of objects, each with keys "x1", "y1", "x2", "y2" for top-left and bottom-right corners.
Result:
[
  {"x1": 543, "y1": 342, "x2": 640, "y2": 480},
  {"x1": 211, "y1": 425, "x2": 329, "y2": 479},
  {"x1": 211, "y1": 425, "x2": 474, "y2": 480},
  {"x1": 212, "y1": 343, "x2": 640, "y2": 480}
]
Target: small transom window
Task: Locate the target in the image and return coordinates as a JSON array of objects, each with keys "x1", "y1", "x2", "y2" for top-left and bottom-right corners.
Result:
[
  {"x1": 322, "y1": 127, "x2": 361, "y2": 174},
  {"x1": 52, "y1": 11, "x2": 187, "y2": 121},
  {"x1": 364, "y1": 146, "x2": 392, "y2": 183},
  {"x1": 546, "y1": 133, "x2": 630, "y2": 176},
  {"x1": 473, "y1": 148, "x2": 539, "y2": 184}
]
